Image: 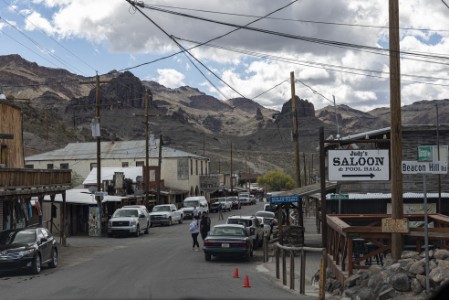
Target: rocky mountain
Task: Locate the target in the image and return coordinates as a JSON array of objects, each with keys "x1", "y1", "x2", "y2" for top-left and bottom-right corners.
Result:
[{"x1": 1, "y1": 54, "x2": 448, "y2": 177}]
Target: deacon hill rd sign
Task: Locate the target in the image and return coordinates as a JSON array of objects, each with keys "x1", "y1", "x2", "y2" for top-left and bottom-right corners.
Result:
[{"x1": 328, "y1": 149, "x2": 390, "y2": 181}]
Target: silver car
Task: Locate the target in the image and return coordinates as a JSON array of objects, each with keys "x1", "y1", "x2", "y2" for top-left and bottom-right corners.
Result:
[{"x1": 108, "y1": 207, "x2": 150, "y2": 237}]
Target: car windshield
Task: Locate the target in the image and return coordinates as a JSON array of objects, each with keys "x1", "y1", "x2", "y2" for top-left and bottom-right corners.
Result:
[
  {"x1": 153, "y1": 206, "x2": 170, "y2": 212},
  {"x1": 183, "y1": 201, "x2": 199, "y2": 208},
  {"x1": 113, "y1": 209, "x2": 138, "y2": 218},
  {"x1": 0, "y1": 229, "x2": 36, "y2": 245},
  {"x1": 227, "y1": 219, "x2": 252, "y2": 227},
  {"x1": 210, "y1": 227, "x2": 246, "y2": 236}
]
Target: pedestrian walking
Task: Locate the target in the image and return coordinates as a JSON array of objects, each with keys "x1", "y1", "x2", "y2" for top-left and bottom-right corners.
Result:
[
  {"x1": 218, "y1": 202, "x2": 224, "y2": 220},
  {"x1": 189, "y1": 215, "x2": 200, "y2": 251},
  {"x1": 200, "y1": 212, "x2": 211, "y2": 240}
]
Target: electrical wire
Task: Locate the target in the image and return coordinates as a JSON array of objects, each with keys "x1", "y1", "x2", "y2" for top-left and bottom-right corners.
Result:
[
  {"x1": 149, "y1": 3, "x2": 449, "y2": 33},
  {"x1": 135, "y1": 2, "x2": 449, "y2": 64}
]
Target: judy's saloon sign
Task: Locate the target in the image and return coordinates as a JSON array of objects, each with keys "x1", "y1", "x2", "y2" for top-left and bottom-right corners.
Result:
[{"x1": 328, "y1": 150, "x2": 390, "y2": 181}]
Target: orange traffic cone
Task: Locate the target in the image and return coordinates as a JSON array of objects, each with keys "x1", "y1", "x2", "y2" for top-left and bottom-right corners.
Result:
[
  {"x1": 242, "y1": 275, "x2": 251, "y2": 288},
  {"x1": 233, "y1": 267, "x2": 239, "y2": 278}
]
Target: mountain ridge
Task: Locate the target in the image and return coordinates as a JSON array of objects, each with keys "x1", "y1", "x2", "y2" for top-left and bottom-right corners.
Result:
[{"x1": 1, "y1": 54, "x2": 448, "y2": 177}]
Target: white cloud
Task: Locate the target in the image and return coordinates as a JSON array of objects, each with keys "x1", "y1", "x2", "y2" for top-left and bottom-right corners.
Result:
[
  {"x1": 155, "y1": 68, "x2": 185, "y2": 88},
  {"x1": 3, "y1": 0, "x2": 449, "y2": 112}
]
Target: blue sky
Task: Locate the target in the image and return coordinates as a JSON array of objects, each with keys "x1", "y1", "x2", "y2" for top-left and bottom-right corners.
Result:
[{"x1": 1, "y1": 0, "x2": 449, "y2": 112}]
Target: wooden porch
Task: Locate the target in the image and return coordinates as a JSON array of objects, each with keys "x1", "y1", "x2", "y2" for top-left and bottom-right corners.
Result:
[{"x1": 326, "y1": 213, "x2": 449, "y2": 284}]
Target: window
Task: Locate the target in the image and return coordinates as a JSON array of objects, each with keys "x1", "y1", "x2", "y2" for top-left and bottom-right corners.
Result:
[
  {"x1": 60, "y1": 163, "x2": 69, "y2": 169},
  {"x1": 136, "y1": 161, "x2": 144, "y2": 167},
  {"x1": 195, "y1": 160, "x2": 198, "y2": 175},
  {"x1": 25, "y1": 164, "x2": 34, "y2": 169},
  {"x1": 47, "y1": 164, "x2": 54, "y2": 169},
  {"x1": 201, "y1": 161, "x2": 203, "y2": 175},
  {"x1": 190, "y1": 159, "x2": 193, "y2": 175},
  {"x1": 122, "y1": 162, "x2": 129, "y2": 167}
]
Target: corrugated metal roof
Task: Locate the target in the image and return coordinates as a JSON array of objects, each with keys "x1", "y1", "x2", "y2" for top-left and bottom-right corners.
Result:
[
  {"x1": 43, "y1": 188, "x2": 123, "y2": 204},
  {"x1": 25, "y1": 140, "x2": 206, "y2": 161},
  {"x1": 83, "y1": 167, "x2": 143, "y2": 185},
  {"x1": 327, "y1": 192, "x2": 449, "y2": 200},
  {"x1": 339, "y1": 127, "x2": 390, "y2": 141}
]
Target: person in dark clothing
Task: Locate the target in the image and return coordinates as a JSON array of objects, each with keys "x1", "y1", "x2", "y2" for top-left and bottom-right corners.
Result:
[{"x1": 200, "y1": 212, "x2": 211, "y2": 240}]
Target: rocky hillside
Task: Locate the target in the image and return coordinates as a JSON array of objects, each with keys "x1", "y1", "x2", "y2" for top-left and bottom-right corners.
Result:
[{"x1": 1, "y1": 54, "x2": 449, "y2": 177}]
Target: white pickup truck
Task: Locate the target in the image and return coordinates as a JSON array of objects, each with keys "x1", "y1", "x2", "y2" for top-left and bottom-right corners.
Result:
[{"x1": 149, "y1": 204, "x2": 183, "y2": 226}]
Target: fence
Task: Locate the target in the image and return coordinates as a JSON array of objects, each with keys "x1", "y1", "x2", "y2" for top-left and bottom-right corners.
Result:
[{"x1": 263, "y1": 235, "x2": 326, "y2": 298}]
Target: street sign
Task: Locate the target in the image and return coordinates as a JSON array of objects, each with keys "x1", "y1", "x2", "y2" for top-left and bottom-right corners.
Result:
[
  {"x1": 329, "y1": 194, "x2": 349, "y2": 200},
  {"x1": 328, "y1": 150, "x2": 390, "y2": 181},
  {"x1": 418, "y1": 145, "x2": 448, "y2": 162},
  {"x1": 418, "y1": 145, "x2": 448, "y2": 161},
  {"x1": 269, "y1": 195, "x2": 300, "y2": 204},
  {"x1": 401, "y1": 160, "x2": 448, "y2": 174}
]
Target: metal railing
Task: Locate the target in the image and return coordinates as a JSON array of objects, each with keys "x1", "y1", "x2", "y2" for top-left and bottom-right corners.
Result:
[{"x1": 263, "y1": 235, "x2": 326, "y2": 297}]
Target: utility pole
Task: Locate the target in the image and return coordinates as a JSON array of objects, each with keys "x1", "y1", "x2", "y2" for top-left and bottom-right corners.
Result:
[
  {"x1": 290, "y1": 71, "x2": 301, "y2": 187},
  {"x1": 436, "y1": 104, "x2": 441, "y2": 213},
  {"x1": 389, "y1": 0, "x2": 404, "y2": 260},
  {"x1": 333, "y1": 95, "x2": 340, "y2": 139},
  {"x1": 319, "y1": 127, "x2": 327, "y2": 247},
  {"x1": 157, "y1": 134, "x2": 162, "y2": 204},
  {"x1": 230, "y1": 142, "x2": 233, "y2": 194},
  {"x1": 92, "y1": 73, "x2": 103, "y2": 236},
  {"x1": 145, "y1": 90, "x2": 151, "y2": 203}
]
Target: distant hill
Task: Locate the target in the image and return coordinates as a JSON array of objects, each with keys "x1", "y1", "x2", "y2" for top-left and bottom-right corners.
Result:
[{"x1": 1, "y1": 54, "x2": 448, "y2": 177}]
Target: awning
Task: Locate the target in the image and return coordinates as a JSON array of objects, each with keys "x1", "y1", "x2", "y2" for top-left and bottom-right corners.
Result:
[{"x1": 43, "y1": 189, "x2": 123, "y2": 205}]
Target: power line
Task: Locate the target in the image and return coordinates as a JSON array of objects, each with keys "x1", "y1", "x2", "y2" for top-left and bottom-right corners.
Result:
[
  {"x1": 149, "y1": 3, "x2": 449, "y2": 33},
  {"x1": 125, "y1": 0, "x2": 301, "y2": 100},
  {"x1": 136, "y1": 2, "x2": 449, "y2": 63}
]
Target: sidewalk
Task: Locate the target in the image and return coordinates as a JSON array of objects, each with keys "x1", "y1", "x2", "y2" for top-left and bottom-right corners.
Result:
[{"x1": 258, "y1": 215, "x2": 328, "y2": 299}]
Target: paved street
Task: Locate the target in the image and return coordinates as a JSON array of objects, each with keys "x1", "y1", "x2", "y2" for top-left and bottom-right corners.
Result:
[{"x1": 0, "y1": 202, "x2": 321, "y2": 300}]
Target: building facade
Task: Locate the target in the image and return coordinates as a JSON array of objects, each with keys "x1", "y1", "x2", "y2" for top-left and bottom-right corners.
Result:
[{"x1": 25, "y1": 140, "x2": 210, "y2": 197}]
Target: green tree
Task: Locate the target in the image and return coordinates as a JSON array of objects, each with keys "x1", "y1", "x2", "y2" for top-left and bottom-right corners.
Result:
[{"x1": 256, "y1": 169, "x2": 294, "y2": 191}]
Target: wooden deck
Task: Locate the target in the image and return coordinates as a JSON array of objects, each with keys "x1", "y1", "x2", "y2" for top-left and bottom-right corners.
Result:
[{"x1": 326, "y1": 213, "x2": 449, "y2": 284}]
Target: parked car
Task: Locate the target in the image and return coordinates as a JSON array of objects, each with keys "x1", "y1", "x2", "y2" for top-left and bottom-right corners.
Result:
[
  {"x1": 122, "y1": 205, "x2": 151, "y2": 225},
  {"x1": 203, "y1": 224, "x2": 253, "y2": 261},
  {"x1": 108, "y1": 207, "x2": 150, "y2": 237},
  {"x1": 181, "y1": 196, "x2": 209, "y2": 219},
  {"x1": 227, "y1": 196, "x2": 241, "y2": 209},
  {"x1": 255, "y1": 210, "x2": 276, "y2": 222},
  {"x1": 255, "y1": 216, "x2": 272, "y2": 239},
  {"x1": 238, "y1": 192, "x2": 251, "y2": 206},
  {"x1": 149, "y1": 204, "x2": 183, "y2": 226},
  {"x1": 226, "y1": 215, "x2": 264, "y2": 247},
  {"x1": 0, "y1": 227, "x2": 58, "y2": 274}
]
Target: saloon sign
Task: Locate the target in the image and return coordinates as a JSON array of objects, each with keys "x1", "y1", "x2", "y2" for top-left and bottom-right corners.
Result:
[{"x1": 328, "y1": 150, "x2": 390, "y2": 181}]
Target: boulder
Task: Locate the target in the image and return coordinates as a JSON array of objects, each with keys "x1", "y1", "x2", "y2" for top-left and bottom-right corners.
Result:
[
  {"x1": 408, "y1": 260, "x2": 425, "y2": 275},
  {"x1": 378, "y1": 287, "x2": 396, "y2": 300},
  {"x1": 391, "y1": 272, "x2": 410, "y2": 292},
  {"x1": 429, "y1": 266, "x2": 449, "y2": 283},
  {"x1": 410, "y1": 278, "x2": 423, "y2": 294},
  {"x1": 434, "y1": 249, "x2": 449, "y2": 260}
]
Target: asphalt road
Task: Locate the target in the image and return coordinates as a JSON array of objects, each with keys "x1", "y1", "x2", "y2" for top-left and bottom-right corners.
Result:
[{"x1": 0, "y1": 202, "x2": 310, "y2": 300}]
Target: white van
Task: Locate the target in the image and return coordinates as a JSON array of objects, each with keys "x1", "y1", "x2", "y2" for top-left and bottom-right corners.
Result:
[{"x1": 181, "y1": 196, "x2": 209, "y2": 219}]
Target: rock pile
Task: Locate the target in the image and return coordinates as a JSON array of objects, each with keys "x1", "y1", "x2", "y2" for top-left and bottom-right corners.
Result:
[{"x1": 321, "y1": 248, "x2": 449, "y2": 299}]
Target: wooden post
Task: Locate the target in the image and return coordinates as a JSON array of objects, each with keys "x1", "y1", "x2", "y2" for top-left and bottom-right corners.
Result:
[
  {"x1": 389, "y1": 0, "x2": 404, "y2": 260},
  {"x1": 95, "y1": 73, "x2": 102, "y2": 236}
]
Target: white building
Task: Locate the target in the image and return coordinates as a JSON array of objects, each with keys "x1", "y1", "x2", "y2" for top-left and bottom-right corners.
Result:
[{"x1": 25, "y1": 140, "x2": 210, "y2": 196}]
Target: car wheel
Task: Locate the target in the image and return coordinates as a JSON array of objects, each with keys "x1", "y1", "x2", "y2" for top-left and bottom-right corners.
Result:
[
  {"x1": 31, "y1": 253, "x2": 41, "y2": 274},
  {"x1": 205, "y1": 253, "x2": 212, "y2": 261},
  {"x1": 145, "y1": 222, "x2": 149, "y2": 234},
  {"x1": 135, "y1": 225, "x2": 140, "y2": 237},
  {"x1": 48, "y1": 248, "x2": 58, "y2": 268}
]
